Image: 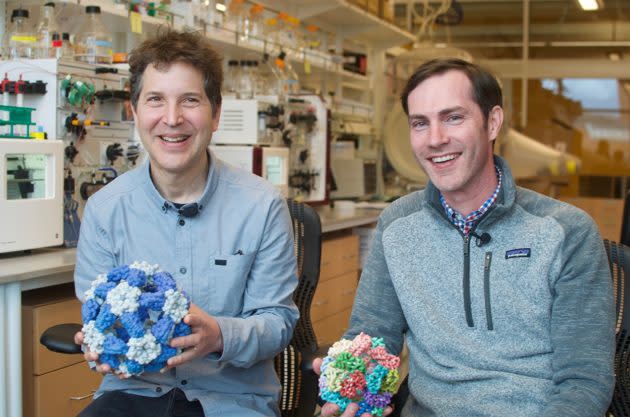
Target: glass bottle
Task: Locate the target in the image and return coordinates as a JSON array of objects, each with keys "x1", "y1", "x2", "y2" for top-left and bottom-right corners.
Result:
[
  {"x1": 51, "y1": 33, "x2": 63, "y2": 59},
  {"x1": 8, "y1": 9, "x2": 37, "y2": 59},
  {"x1": 61, "y1": 33, "x2": 74, "y2": 59},
  {"x1": 238, "y1": 60, "x2": 251, "y2": 99},
  {"x1": 74, "y1": 6, "x2": 113, "y2": 64},
  {"x1": 225, "y1": 59, "x2": 240, "y2": 97},
  {"x1": 239, "y1": 4, "x2": 264, "y2": 43},
  {"x1": 36, "y1": 2, "x2": 60, "y2": 58}
]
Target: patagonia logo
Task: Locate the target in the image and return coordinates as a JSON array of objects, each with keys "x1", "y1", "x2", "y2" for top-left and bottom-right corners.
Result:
[
  {"x1": 505, "y1": 248, "x2": 531, "y2": 259},
  {"x1": 214, "y1": 259, "x2": 227, "y2": 266}
]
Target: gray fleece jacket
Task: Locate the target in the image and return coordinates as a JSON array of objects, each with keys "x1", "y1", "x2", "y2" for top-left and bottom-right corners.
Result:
[{"x1": 346, "y1": 156, "x2": 615, "y2": 417}]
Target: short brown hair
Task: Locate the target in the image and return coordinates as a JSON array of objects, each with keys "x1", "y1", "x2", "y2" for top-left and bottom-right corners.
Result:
[
  {"x1": 128, "y1": 28, "x2": 223, "y2": 116},
  {"x1": 400, "y1": 58, "x2": 502, "y2": 126}
]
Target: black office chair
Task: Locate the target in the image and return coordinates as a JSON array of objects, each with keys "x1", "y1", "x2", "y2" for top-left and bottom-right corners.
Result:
[
  {"x1": 275, "y1": 198, "x2": 322, "y2": 417},
  {"x1": 606, "y1": 240, "x2": 630, "y2": 417},
  {"x1": 40, "y1": 198, "x2": 323, "y2": 417}
]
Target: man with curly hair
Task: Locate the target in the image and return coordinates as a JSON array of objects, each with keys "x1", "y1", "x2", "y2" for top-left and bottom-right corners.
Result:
[{"x1": 73, "y1": 29, "x2": 298, "y2": 417}]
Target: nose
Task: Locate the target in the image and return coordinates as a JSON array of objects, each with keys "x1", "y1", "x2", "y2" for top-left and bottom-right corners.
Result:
[
  {"x1": 163, "y1": 102, "x2": 183, "y2": 127},
  {"x1": 428, "y1": 122, "x2": 449, "y2": 147}
]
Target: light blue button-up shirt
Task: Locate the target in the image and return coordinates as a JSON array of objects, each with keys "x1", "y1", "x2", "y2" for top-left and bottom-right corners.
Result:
[{"x1": 74, "y1": 151, "x2": 299, "y2": 416}]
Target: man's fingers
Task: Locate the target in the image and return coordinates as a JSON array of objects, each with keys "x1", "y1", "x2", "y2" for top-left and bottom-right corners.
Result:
[
  {"x1": 74, "y1": 331, "x2": 84, "y2": 345},
  {"x1": 312, "y1": 357, "x2": 323, "y2": 375},
  {"x1": 320, "y1": 402, "x2": 340, "y2": 417},
  {"x1": 166, "y1": 347, "x2": 197, "y2": 368},
  {"x1": 170, "y1": 333, "x2": 197, "y2": 349},
  {"x1": 183, "y1": 313, "x2": 205, "y2": 328}
]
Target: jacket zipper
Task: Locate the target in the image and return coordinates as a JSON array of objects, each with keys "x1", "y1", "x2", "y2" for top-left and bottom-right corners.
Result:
[
  {"x1": 483, "y1": 251, "x2": 494, "y2": 330},
  {"x1": 463, "y1": 235, "x2": 474, "y2": 327}
]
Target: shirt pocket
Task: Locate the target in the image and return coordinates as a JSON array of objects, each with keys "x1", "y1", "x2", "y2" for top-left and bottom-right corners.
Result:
[{"x1": 203, "y1": 252, "x2": 255, "y2": 316}]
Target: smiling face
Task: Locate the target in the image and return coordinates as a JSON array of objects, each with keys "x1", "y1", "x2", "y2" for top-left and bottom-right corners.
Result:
[
  {"x1": 132, "y1": 61, "x2": 220, "y2": 183},
  {"x1": 407, "y1": 70, "x2": 503, "y2": 208}
]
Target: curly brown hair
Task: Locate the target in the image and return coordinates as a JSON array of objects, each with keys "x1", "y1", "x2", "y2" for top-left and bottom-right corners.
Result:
[{"x1": 128, "y1": 27, "x2": 223, "y2": 116}]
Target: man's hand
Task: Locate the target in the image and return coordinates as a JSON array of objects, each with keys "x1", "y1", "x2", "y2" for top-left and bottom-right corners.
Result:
[
  {"x1": 313, "y1": 357, "x2": 394, "y2": 417},
  {"x1": 74, "y1": 330, "x2": 116, "y2": 375},
  {"x1": 166, "y1": 303, "x2": 224, "y2": 368}
]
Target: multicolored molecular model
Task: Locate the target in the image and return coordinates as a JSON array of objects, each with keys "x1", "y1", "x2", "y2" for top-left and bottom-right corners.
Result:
[{"x1": 318, "y1": 332, "x2": 400, "y2": 416}]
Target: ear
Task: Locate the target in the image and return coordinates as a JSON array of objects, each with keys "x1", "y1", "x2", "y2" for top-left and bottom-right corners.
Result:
[
  {"x1": 211, "y1": 104, "x2": 221, "y2": 132},
  {"x1": 130, "y1": 104, "x2": 138, "y2": 121},
  {"x1": 487, "y1": 105, "x2": 503, "y2": 142}
]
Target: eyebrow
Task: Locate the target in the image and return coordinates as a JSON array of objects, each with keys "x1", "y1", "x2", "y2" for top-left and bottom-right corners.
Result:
[
  {"x1": 408, "y1": 106, "x2": 468, "y2": 120},
  {"x1": 141, "y1": 91, "x2": 204, "y2": 98}
]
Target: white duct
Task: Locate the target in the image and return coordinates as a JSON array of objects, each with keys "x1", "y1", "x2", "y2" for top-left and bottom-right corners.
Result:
[{"x1": 499, "y1": 128, "x2": 581, "y2": 178}]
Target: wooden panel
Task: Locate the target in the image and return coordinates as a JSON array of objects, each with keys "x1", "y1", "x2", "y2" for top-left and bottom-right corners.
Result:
[
  {"x1": 311, "y1": 270, "x2": 358, "y2": 323},
  {"x1": 313, "y1": 307, "x2": 353, "y2": 347},
  {"x1": 23, "y1": 296, "x2": 85, "y2": 375},
  {"x1": 320, "y1": 234, "x2": 359, "y2": 282},
  {"x1": 33, "y1": 362, "x2": 102, "y2": 417},
  {"x1": 558, "y1": 197, "x2": 624, "y2": 241}
]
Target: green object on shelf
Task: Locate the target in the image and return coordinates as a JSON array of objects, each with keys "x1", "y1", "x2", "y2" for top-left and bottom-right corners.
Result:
[{"x1": 0, "y1": 104, "x2": 36, "y2": 138}]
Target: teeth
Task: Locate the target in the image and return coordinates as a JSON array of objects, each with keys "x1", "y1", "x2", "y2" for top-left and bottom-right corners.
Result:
[
  {"x1": 161, "y1": 135, "x2": 188, "y2": 143},
  {"x1": 432, "y1": 154, "x2": 456, "y2": 163}
]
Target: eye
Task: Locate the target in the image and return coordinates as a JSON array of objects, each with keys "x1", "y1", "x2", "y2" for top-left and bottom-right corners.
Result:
[
  {"x1": 410, "y1": 119, "x2": 428, "y2": 131},
  {"x1": 181, "y1": 96, "x2": 200, "y2": 107},
  {"x1": 144, "y1": 95, "x2": 163, "y2": 106},
  {"x1": 445, "y1": 114, "x2": 464, "y2": 125}
]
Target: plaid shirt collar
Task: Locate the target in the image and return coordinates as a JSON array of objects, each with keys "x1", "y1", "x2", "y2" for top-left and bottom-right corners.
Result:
[{"x1": 440, "y1": 166, "x2": 503, "y2": 236}]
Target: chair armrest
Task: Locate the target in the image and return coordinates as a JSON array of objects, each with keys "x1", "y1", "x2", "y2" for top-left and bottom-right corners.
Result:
[{"x1": 40, "y1": 323, "x2": 83, "y2": 354}]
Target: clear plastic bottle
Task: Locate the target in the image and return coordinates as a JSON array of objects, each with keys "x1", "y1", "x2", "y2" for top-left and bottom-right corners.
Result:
[
  {"x1": 8, "y1": 9, "x2": 37, "y2": 59},
  {"x1": 36, "y1": 2, "x2": 60, "y2": 59},
  {"x1": 74, "y1": 6, "x2": 113, "y2": 64}
]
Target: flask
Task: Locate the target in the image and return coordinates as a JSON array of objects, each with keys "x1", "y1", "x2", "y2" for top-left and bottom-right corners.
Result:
[
  {"x1": 74, "y1": 6, "x2": 113, "y2": 64},
  {"x1": 8, "y1": 9, "x2": 37, "y2": 59},
  {"x1": 35, "y1": 2, "x2": 60, "y2": 58}
]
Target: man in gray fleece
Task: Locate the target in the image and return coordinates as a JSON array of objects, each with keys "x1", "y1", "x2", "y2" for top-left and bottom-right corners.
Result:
[{"x1": 316, "y1": 58, "x2": 615, "y2": 417}]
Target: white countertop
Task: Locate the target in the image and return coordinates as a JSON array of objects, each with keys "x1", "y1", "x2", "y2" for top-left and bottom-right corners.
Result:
[
  {"x1": 0, "y1": 247, "x2": 77, "y2": 286},
  {"x1": 315, "y1": 205, "x2": 381, "y2": 233}
]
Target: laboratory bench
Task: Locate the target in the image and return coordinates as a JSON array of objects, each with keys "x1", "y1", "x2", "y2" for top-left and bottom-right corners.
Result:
[{"x1": 0, "y1": 205, "x2": 382, "y2": 417}]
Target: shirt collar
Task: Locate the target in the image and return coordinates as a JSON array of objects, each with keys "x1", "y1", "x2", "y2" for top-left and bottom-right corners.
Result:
[
  {"x1": 140, "y1": 150, "x2": 220, "y2": 216},
  {"x1": 440, "y1": 165, "x2": 503, "y2": 235}
]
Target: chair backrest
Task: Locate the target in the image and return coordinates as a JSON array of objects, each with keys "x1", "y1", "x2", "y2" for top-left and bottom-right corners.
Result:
[
  {"x1": 621, "y1": 191, "x2": 630, "y2": 247},
  {"x1": 605, "y1": 240, "x2": 630, "y2": 416},
  {"x1": 276, "y1": 198, "x2": 322, "y2": 417},
  {"x1": 286, "y1": 198, "x2": 322, "y2": 353}
]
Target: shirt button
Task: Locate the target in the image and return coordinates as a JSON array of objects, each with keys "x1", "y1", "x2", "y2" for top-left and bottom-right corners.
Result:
[
  {"x1": 179, "y1": 219, "x2": 185, "y2": 226},
  {"x1": 155, "y1": 387, "x2": 162, "y2": 393},
  {"x1": 181, "y1": 380, "x2": 188, "y2": 385},
  {"x1": 179, "y1": 267, "x2": 187, "y2": 274}
]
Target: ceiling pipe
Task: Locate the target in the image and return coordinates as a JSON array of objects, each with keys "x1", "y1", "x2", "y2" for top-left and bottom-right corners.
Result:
[{"x1": 521, "y1": 0, "x2": 530, "y2": 128}]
